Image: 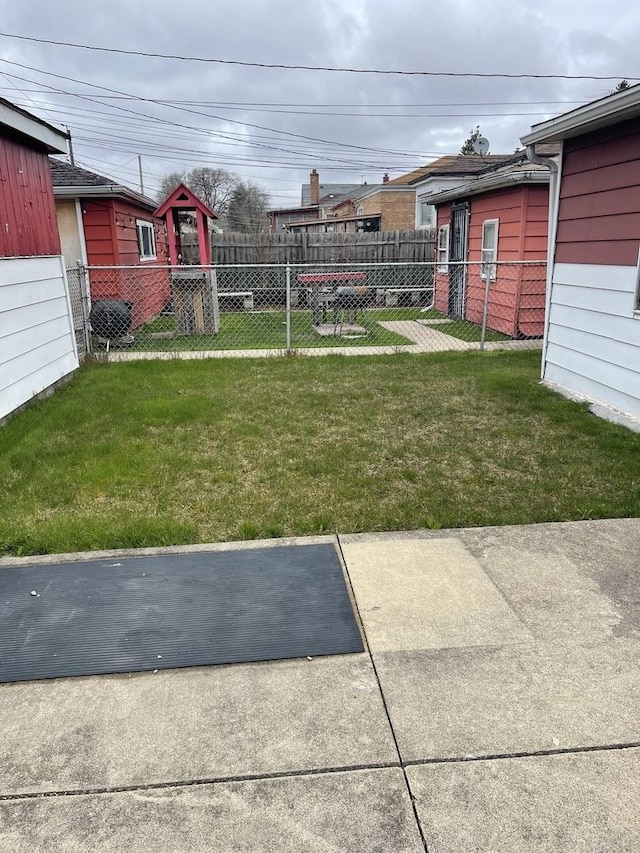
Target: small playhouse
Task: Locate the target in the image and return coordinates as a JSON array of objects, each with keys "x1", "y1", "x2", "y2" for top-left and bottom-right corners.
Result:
[{"x1": 154, "y1": 184, "x2": 220, "y2": 335}]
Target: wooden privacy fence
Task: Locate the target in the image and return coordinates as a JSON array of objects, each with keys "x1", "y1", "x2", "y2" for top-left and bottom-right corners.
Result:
[{"x1": 189, "y1": 229, "x2": 436, "y2": 265}]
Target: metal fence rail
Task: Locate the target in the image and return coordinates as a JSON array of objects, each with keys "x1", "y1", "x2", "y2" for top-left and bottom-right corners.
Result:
[{"x1": 74, "y1": 261, "x2": 546, "y2": 359}]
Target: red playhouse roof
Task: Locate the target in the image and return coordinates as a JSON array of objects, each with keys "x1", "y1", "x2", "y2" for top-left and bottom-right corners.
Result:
[{"x1": 154, "y1": 183, "x2": 218, "y2": 220}]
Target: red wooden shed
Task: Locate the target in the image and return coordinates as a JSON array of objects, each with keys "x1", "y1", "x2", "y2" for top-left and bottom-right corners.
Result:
[
  {"x1": 430, "y1": 156, "x2": 551, "y2": 338},
  {"x1": 50, "y1": 160, "x2": 170, "y2": 329}
]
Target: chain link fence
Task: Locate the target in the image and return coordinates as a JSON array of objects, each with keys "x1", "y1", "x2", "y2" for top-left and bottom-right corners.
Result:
[
  {"x1": 77, "y1": 262, "x2": 546, "y2": 358},
  {"x1": 65, "y1": 264, "x2": 91, "y2": 360}
]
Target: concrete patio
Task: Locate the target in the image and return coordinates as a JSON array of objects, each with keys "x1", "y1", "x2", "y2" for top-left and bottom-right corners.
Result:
[{"x1": 0, "y1": 518, "x2": 638, "y2": 851}]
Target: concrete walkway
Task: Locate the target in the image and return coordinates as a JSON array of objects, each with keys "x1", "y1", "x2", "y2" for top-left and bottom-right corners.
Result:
[{"x1": 1, "y1": 518, "x2": 638, "y2": 851}]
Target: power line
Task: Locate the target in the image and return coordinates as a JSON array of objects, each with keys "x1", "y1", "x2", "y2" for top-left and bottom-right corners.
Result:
[
  {"x1": 0, "y1": 31, "x2": 636, "y2": 81},
  {"x1": 0, "y1": 85, "x2": 586, "y2": 114},
  {"x1": 0, "y1": 59, "x2": 436, "y2": 159},
  {"x1": 0, "y1": 89, "x2": 589, "y2": 107}
]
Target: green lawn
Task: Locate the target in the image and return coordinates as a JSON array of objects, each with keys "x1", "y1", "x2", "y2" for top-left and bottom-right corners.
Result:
[
  {"x1": 120, "y1": 307, "x2": 508, "y2": 352},
  {"x1": 1, "y1": 350, "x2": 638, "y2": 556},
  {"x1": 127, "y1": 309, "x2": 415, "y2": 351}
]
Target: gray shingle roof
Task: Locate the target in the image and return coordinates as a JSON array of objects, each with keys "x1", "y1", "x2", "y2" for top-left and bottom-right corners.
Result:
[
  {"x1": 49, "y1": 159, "x2": 115, "y2": 188},
  {"x1": 301, "y1": 182, "x2": 361, "y2": 205}
]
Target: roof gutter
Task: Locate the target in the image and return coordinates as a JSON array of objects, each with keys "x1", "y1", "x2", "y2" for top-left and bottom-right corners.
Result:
[
  {"x1": 53, "y1": 184, "x2": 157, "y2": 211},
  {"x1": 428, "y1": 170, "x2": 549, "y2": 205},
  {"x1": 525, "y1": 144, "x2": 561, "y2": 382},
  {"x1": 521, "y1": 85, "x2": 640, "y2": 144}
]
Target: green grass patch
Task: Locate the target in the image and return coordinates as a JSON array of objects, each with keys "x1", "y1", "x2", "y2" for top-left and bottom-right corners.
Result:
[
  {"x1": 126, "y1": 309, "x2": 414, "y2": 351},
  {"x1": 435, "y1": 318, "x2": 511, "y2": 342},
  {"x1": 1, "y1": 351, "x2": 639, "y2": 555}
]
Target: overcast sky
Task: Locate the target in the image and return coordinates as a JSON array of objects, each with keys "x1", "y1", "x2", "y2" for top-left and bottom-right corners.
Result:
[{"x1": 1, "y1": 1, "x2": 638, "y2": 207}]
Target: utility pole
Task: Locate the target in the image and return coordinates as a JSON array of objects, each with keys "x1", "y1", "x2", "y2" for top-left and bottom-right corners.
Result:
[
  {"x1": 138, "y1": 154, "x2": 144, "y2": 195},
  {"x1": 65, "y1": 126, "x2": 75, "y2": 165}
]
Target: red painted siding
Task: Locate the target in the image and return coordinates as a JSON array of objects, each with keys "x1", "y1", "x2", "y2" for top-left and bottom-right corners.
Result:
[
  {"x1": 0, "y1": 134, "x2": 60, "y2": 257},
  {"x1": 434, "y1": 184, "x2": 548, "y2": 337},
  {"x1": 556, "y1": 117, "x2": 640, "y2": 266},
  {"x1": 83, "y1": 199, "x2": 171, "y2": 328}
]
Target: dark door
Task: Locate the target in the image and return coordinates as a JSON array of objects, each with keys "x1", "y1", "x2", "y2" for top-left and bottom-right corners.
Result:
[{"x1": 448, "y1": 203, "x2": 469, "y2": 319}]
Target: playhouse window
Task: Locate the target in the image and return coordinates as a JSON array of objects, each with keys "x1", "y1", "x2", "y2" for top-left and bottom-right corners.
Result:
[
  {"x1": 136, "y1": 219, "x2": 156, "y2": 261},
  {"x1": 481, "y1": 219, "x2": 499, "y2": 281},
  {"x1": 437, "y1": 224, "x2": 450, "y2": 272}
]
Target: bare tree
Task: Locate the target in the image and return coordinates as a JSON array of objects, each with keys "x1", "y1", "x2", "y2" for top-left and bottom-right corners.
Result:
[
  {"x1": 156, "y1": 167, "x2": 238, "y2": 216},
  {"x1": 226, "y1": 180, "x2": 271, "y2": 234},
  {"x1": 613, "y1": 80, "x2": 631, "y2": 92},
  {"x1": 157, "y1": 170, "x2": 186, "y2": 203},
  {"x1": 188, "y1": 168, "x2": 237, "y2": 215}
]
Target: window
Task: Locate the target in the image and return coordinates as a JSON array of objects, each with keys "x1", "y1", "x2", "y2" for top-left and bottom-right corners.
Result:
[
  {"x1": 481, "y1": 219, "x2": 499, "y2": 281},
  {"x1": 356, "y1": 204, "x2": 364, "y2": 216},
  {"x1": 418, "y1": 201, "x2": 436, "y2": 229},
  {"x1": 437, "y1": 224, "x2": 450, "y2": 272},
  {"x1": 136, "y1": 219, "x2": 156, "y2": 261}
]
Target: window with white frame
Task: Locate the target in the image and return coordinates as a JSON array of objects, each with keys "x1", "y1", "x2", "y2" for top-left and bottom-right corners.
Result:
[
  {"x1": 356, "y1": 204, "x2": 364, "y2": 216},
  {"x1": 418, "y1": 200, "x2": 436, "y2": 229},
  {"x1": 437, "y1": 224, "x2": 450, "y2": 272},
  {"x1": 481, "y1": 219, "x2": 499, "y2": 281},
  {"x1": 136, "y1": 219, "x2": 156, "y2": 261}
]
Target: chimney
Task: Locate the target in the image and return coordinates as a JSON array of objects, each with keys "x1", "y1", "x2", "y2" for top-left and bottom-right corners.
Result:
[
  {"x1": 383, "y1": 173, "x2": 389, "y2": 183},
  {"x1": 310, "y1": 169, "x2": 319, "y2": 205}
]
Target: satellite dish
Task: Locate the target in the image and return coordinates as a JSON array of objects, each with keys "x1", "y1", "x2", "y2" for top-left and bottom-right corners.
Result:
[{"x1": 473, "y1": 136, "x2": 490, "y2": 155}]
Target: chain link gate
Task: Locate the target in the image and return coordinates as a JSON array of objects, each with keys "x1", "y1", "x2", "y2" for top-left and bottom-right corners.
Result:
[
  {"x1": 65, "y1": 263, "x2": 92, "y2": 360},
  {"x1": 80, "y1": 261, "x2": 546, "y2": 358}
]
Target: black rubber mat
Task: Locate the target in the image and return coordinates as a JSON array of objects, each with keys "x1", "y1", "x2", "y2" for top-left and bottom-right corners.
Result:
[{"x1": 0, "y1": 544, "x2": 363, "y2": 682}]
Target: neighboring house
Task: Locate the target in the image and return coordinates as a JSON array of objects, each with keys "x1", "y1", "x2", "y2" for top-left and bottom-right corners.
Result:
[
  {"x1": 0, "y1": 98, "x2": 78, "y2": 423},
  {"x1": 50, "y1": 160, "x2": 170, "y2": 329},
  {"x1": 269, "y1": 169, "x2": 363, "y2": 231},
  {"x1": 409, "y1": 155, "x2": 518, "y2": 230},
  {"x1": 342, "y1": 170, "x2": 422, "y2": 232},
  {"x1": 429, "y1": 154, "x2": 552, "y2": 337},
  {"x1": 521, "y1": 85, "x2": 640, "y2": 418},
  {"x1": 287, "y1": 157, "x2": 519, "y2": 235}
]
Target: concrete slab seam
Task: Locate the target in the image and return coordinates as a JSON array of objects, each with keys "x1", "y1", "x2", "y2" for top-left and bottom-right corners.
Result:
[
  {"x1": 402, "y1": 740, "x2": 640, "y2": 767},
  {"x1": 336, "y1": 533, "x2": 431, "y2": 853},
  {"x1": 0, "y1": 761, "x2": 401, "y2": 803}
]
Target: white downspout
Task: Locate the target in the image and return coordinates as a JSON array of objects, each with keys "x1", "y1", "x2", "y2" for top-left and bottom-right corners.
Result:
[{"x1": 525, "y1": 143, "x2": 562, "y2": 380}]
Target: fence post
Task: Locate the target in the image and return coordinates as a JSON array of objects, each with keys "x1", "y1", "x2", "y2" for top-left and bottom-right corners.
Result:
[
  {"x1": 285, "y1": 262, "x2": 291, "y2": 352},
  {"x1": 480, "y1": 265, "x2": 491, "y2": 351},
  {"x1": 76, "y1": 260, "x2": 92, "y2": 355}
]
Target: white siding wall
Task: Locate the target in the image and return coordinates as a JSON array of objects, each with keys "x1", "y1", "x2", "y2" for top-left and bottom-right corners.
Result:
[
  {"x1": 414, "y1": 177, "x2": 476, "y2": 228},
  {"x1": 0, "y1": 255, "x2": 79, "y2": 421},
  {"x1": 544, "y1": 262, "x2": 640, "y2": 416}
]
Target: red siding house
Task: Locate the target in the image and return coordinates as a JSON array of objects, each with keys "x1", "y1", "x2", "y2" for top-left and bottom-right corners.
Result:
[
  {"x1": 50, "y1": 160, "x2": 170, "y2": 329},
  {"x1": 522, "y1": 86, "x2": 640, "y2": 420},
  {"x1": 0, "y1": 98, "x2": 79, "y2": 421},
  {"x1": 429, "y1": 155, "x2": 551, "y2": 338}
]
